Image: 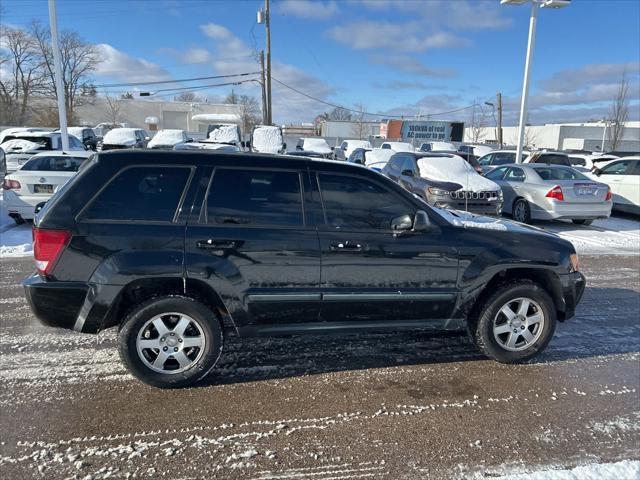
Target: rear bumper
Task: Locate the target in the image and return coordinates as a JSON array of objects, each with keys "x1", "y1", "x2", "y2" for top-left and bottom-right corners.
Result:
[
  {"x1": 23, "y1": 274, "x2": 89, "y2": 330},
  {"x1": 532, "y1": 200, "x2": 612, "y2": 220},
  {"x1": 4, "y1": 191, "x2": 49, "y2": 219},
  {"x1": 558, "y1": 271, "x2": 586, "y2": 320}
]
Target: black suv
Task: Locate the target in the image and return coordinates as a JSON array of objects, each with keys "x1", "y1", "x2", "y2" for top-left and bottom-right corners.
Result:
[{"x1": 24, "y1": 151, "x2": 585, "y2": 388}]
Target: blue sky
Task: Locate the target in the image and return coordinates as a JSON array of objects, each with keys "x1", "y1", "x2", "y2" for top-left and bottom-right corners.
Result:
[{"x1": 3, "y1": 0, "x2": 640, "y2": 125}]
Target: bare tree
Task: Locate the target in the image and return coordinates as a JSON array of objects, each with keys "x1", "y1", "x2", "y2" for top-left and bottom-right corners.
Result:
[
  {"x1": 469, "y1": 102, "x2": 488, "y2": 143},
  {"x1": 608, "y1": 73, "x2": 629, "y2": 151},
  {"x1": 0, "y1": 26, "x2": 44, "y2": 124},
  {"x1": 225, "y1": 90, "x2": 260, "y2": 132},
  {"x1": 509, "y1": 126, "x2": 539, "y2": 149},
  {"x1": 350, "y1": 103, "x2": 368, "y2": 139},
  {"x1": 30, "y1": 21, "x2": 98, "y2": 124},
  {"x1": 175, "y1": 91, "x2": 201, "y2": 102},
  {"x1": 104, "y1": 94, "x2": 122, "y2": 125}
]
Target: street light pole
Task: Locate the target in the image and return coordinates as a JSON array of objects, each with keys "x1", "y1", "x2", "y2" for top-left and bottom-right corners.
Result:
[
  {"x1": 48, "y1": 0, "x2": 69, "y2": 151},
  {"x1": 515, "y1": 0, "x2": 539, "y2": 163},
  {"x1": 265, "y1": 0, "x2": 272, "y2": 125}
]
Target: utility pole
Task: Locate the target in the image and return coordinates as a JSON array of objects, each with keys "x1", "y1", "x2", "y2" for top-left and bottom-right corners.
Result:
[
  {"x1": 265, "y1": 0, "x2": 272, "y2": 125},
  {"x1": 48, "y1": 0, "x2": 69, "y2": 151},
  {"x1": 496, "y1": 92, "x2": 503, "y2": 148},
  {"x1": 259, "y1": 51, "x2": 267, "y2": 125}
]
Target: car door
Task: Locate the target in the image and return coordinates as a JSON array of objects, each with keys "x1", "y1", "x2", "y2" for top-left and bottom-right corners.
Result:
[
  {"x1": 384, "y1": 155, "x2": 402, "y2": 182},
  {"x1": 484, "y1": 167, "x2": 511, "y2": 211},
  {"x1": 598, "y1": 160, "x2": 639, "y2": 207},
  {"x1": 398, "y1": 155, "x2": 417, "y2": 192},
  {"x1": 314, "y1": 170, "x2": 459, "y2": 324},
  {"x1": 185, "y1": 165, "x2": 321, "y2": 329}
]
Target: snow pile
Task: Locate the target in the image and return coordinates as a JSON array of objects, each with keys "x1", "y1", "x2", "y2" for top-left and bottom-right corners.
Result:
[
  {"x1": 481, "y1": 460, "x2": 639, "y2": 480},
  {"x1": 0, "y1": 139, "x2": 41, "y2": 153},
  {"x1": 384, "y1": 142, "x2": 414, "y2": 152},
  {"x1": 207, "y1": 125, "x2": 239, "y2": 143},
  {"x1": 303, "y1": 138, "x2": 332, "y2": 154},
  {"x1": 417, "y1": 155, "x2": 500, "y2": 192},
  {"x1": 102, "y1": 128, "x2": 138, "y2": 145},
  {"x1": 147, "y1": 129, "x2": 185, "y2": 148},
  {"x1": 435, "y1": 208, "x2": 509, "y2": 231},
  {"x1": 364, "y1": 149, "x2": 394, "y2": 167},
  {"x1": 252, "y1": 126, "x2": 283, "y2": 153},
  {"x1": 0, "y1": 225, "x2": 33, "y2": 258}
]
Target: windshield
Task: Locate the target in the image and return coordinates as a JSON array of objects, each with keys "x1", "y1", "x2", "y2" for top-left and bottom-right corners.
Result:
[
  {"x1": 534, "y1": 167, "x2": 589, "y2": 181},
  {"x1": 21, "y1": 155, "x2": 87, "y2": 172},
  {"x1": 3, "y1": 136, "x2": 49, "y2": 149}
]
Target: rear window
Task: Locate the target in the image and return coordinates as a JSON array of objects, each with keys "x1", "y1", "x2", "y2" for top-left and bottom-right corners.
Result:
[
  {"x1": 21, "y1": 156, "x2": 86, "y2": 172},
  {"x1": 82, "y1": 166, "x2": 192, "y2": 222},
  {"x1": 534, "y1": 167, "x2": 588, "y2": 181},
  {"x1": 569, "y1": 156, "x2": 586, "y2": 167},
  {"x1": 533, "y1": 154, "x2": 570, "y2": 166}
]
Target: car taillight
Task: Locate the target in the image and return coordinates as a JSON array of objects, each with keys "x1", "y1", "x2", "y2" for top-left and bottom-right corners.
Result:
[
  {"x1": 33, "y1": 228, "x2": 70, "y2": 276},
  {"x1": 605, "y1": 187, "x2": 612, "y2": 201},
  {"x1": 545, "y1": 185, "x2": 564, "y2": 201},
  {"x1": 2, "y1": 179, "x2": 21, "y2": 190}
]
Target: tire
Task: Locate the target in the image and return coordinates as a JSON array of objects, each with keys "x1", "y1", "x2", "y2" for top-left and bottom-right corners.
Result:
[
  {"x1": 12, "y1": 215, "x2": 25, "y2": 225},
  {"x1": 572, "y1": 219, "x2": 593, "y2": 226},
  {"x1": 118, "y1": 296, "x2": 223, "y2": 388},
  {"x1": 512, "y1": 198, "x2": 531, "y2": 224},
  {"x1": 471, "y1": 280, "x2": 556, "y2": 363}
]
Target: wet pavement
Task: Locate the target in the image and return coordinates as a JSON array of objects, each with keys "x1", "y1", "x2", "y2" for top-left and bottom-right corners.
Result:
[{"x1": 0, "y1": 255, "x2": 638, "y2": 479}]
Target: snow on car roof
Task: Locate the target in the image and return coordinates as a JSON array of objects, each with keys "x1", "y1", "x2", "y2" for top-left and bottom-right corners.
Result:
[
  {"x1": 147, "y1": 129, "x2": 185, "y2": 147},
  {"x1": 302, "y1": 138, "x2": 331, "y2": 153},
  {"x1": 102, "y1": 128, "x2": 138, "y2": 144},
  {"x1": 252, "y1": 126, "x2": 283, "y2": 154},
  {"x1": 207, "y1": 125, "x2": 239, "y2": 143},
  {"x1": 417, "y1": 155, "x2": 499, "y2": 192},
  {"x1": 0, "y1": 139, "x2": 42, "y2": 153},
  {"x1": 364, "y1": 149, "x2": 394, "y2": 166}
]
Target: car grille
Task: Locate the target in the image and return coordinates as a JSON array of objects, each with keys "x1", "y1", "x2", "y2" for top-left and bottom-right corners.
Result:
[{"x1": 449, "y1": 190, "x2": 500, "y2": 201}]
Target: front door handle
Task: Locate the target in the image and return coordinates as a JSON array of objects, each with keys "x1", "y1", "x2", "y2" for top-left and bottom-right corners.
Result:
[
  {"x1": 196, "y1": 239, "x2": 240, "y2": 250},
  {"x1": 330, "y1": 241, "x2": 363, "y2": 252}
]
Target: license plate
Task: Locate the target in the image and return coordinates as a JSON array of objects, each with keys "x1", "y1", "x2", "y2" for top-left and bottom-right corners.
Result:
[
  {"x1": 34, "y1": 184, "x2": 53, "y2": 194},
  {"x1": 574, "y1": 183, "x2": 596, "y2": 196}
]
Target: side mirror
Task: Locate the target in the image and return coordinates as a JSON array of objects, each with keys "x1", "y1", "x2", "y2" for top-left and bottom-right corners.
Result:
[
  {"x1": 296, "y1": 145, "x2": 303, "y2": 150},
  {"x1": 401, "y1": 169, "x2": 414, "y2": 177},
  {"x1": 412, "y1": 210, "x2": 431, "y2": 232},
  {"x1": 391, "y1": 214, "x2": 413, "y2": 231},
  {"x1": 330, "y1": 146, "x2": 335, "y2": 151},
  {"x1": 592, "y1": 168, "x2": 601, "y2": 176}
]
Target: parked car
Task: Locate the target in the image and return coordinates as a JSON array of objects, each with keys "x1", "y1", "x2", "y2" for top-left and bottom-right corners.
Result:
[
  {"x1": 56, "y1": 127, "x2": 99, "y2": 151},
  {"x1": 24, "y1": 150, "x2": 585, "y2": 388},
  {"x1": 589, "y1": 157, "x2": 639, "y2": 215},
  {"x1": 524, "y1": 151, "x2": 572, "y2": 167},
  {"x1": 567, "y1": 153, "x2": 618, "y2": 171},
  {"x1": 295, "y1": 138, "x2": 333, "y2": 158},
  {"x1": 382, "y1": 152, "x2": 503, "y2": 216},
  {"x1": 381, "y1": 141, "x2": 415, "y2": 153},
  {"x1": 485, "y1": 164, "x2": 612, "y2": 225},
  {"x1": 206, "y1": 124, "x2": 243, "y2": 149},
  {"x1": 348, "y1": 148, "x2": 394, "y2": 171},
  {"x1": 477, "y1": 150, "x2": 530, "y2": 174},
  {"x1": 93, "y1": 122, "x2": 129, "y2": 138},
  {"x1": 2, "y1": 131, "x2": 85, "y2": 173},
  {"x1": 419, "y1": 141, "x2": 457, "y2": 152},
  {"x1": 250, "y1": 125, "x2": 286, "y2": 154},
  {"x1": 335, "y1": 139, "x2": 372, "y2": 161},
  {"x1": 0, "y1": 147, "x2": 5, "y2": 177},
  {"x1": 100, "y1": 128, "x2": 148, "y2": 151},
  {"x1": 2, "y1": 151, "x2": 93, "y2": 224},
  {"x1": 147, "y1": 129, "x2": 191, "y2": 150},
  {"x1": 458, "y1": 144, "x2": 494, "y2": 158}
]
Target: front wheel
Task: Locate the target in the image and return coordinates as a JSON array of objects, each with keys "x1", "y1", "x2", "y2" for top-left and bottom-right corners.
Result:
[
  {"x1": 471, "y1": 281, "x2": 556, "y2": 363},
  {"x1": 512, "y1": 198, "x2": 531, "y2": 224},
  {"x1": 118, "y1": 296, "x2": 223, "y2": 388}
]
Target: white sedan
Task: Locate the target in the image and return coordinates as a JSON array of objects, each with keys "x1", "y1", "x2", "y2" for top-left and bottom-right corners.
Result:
[
  {"x1": 2, "y1": 151, "x2": 92, "y2": 223},
  {"x1": 589, "y1": 156, "x2": 639, "y2": 215}
]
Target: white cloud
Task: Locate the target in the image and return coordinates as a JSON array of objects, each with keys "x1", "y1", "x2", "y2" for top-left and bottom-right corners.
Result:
[
  {"x1": 539, "y1": 62, "x2": 640, "y2": 93},
  {"x1": 183, "y1": 48, "x2": 213, "y2": 64},
  {"x1": 94, "y1": 44, "x2": 171, "y2": 83},
  {"x1": 368, "y1": 54, "x2": 456, "y2": 77},
  {"x1": 328, "y1": 21, "x2": 469, "y2": 52},
  {"x1": 277, "y1": 0, "x2": 339, "y2": 20}
]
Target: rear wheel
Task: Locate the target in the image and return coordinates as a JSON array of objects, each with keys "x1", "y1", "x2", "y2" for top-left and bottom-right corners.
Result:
[
  {"x1": 118, "y1": 296, "x2": 223, "y2": 388},
  {"x1": 572, "y1": 219, "x2": 593, "y2": 226},
  {"x1": 512, "y1": 198, "x2": 531, "y2": 224},
  {"x1": 471, "y1": 281, "x2": 556, "y2": 363}
]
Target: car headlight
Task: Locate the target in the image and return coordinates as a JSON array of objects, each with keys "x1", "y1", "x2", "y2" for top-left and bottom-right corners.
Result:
[
  {"x1": 569, "y1": 253, "x2": 580, "y2": 272},
  {"x1": 497, "y1": 190, "x2": 503, "y2": 199},
  {"x1": 427, "y1": 187, "x2": 450, "y2": 196}
]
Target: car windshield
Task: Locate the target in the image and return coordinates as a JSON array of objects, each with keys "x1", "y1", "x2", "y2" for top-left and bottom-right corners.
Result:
[
  {"x1": 534, "y1": 167, "x2": 589, "y2": 181},
  {"x1": 21, "y1": 155, "x2": 87, "y2": 172},
  {"x1": 4, "y1": 136, "x2": 50, "y2": 149}
]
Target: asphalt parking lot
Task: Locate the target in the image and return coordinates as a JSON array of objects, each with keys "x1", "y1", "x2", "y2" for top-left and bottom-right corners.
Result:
[{"x1": 0, "y1": 253, "x2": 638, "y2": 479}]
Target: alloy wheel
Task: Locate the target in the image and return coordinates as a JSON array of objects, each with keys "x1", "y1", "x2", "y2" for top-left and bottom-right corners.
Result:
[{"x1": 493, "y1": 297, "x2": 545, "y2": 351}]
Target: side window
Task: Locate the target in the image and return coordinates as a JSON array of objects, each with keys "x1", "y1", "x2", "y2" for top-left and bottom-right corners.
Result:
[
  {"x1": 505, "y1": 167, "x2": 526, "y2": 182},
  {"x1": 206, "y1": 169, "x2": 303, "y2": 226},
  {"x1": 569, "y1": 157, "x2": 586, "y2": 167},
  {"x1": 478, "y1": 154, "x2": 492, "y2": 166},
  {"x1": 82, "y1": 167, "x2": 192, "y2": 222},
  {"x1": 381, "y1": 143, "x2": 390, "y2": 149},
  {"x1": 630, "y1": 162, "x2": 640, "y2": 175},
  {"x1": 401, "y1": 157, "x2": 415, "y2": 174},
  {"x1": 318, "y1": 174, "x2": 413, "y2": 230},
  {"x1": 601, "y1": 161, "x2": 631, "y2": 175},
  {"x1": 492, "y1": 153, "x2": 514, "y2": 165},
  {"x1": 485, "y1": 167, "x2": 508, "y2": 181}
]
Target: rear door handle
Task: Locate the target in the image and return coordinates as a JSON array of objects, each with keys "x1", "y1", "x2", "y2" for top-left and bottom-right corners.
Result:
[
  {"x1": 330, "y1": 242, "x2": 363, "y2": 252},
  {"x1": 196, "y1": 239, "x2": 240, "y2": 249}
]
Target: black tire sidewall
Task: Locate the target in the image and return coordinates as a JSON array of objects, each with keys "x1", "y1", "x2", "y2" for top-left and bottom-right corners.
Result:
[
  {"x1": 513, "y1": 199, "x2": 531, "y2": 224},
  {"x1": 475, "y1": 283, "x2": 556, "y2": 363},
  {"x1": 118, "y1": 296, "x2": 223, "y2": 388}
]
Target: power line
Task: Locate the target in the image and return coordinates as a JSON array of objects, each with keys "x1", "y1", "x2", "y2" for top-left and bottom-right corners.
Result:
[{"x1": 94, "y1": 71, "x2": 261, "y2": 88}]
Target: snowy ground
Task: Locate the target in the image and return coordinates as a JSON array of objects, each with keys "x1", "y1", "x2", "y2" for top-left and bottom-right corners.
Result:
[{"x1": 0, "y1": 255, "x2": 638, "y2": 479}]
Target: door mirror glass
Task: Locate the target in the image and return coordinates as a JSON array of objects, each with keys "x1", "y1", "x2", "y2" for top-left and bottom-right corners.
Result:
[
  {"x1": 391, "y1": 214, "x2": 413, "y2": 231},
  {"x1": 401, "y1": 169, "x2": 414, "y2": 177},
  {"x1": 592, "y1": 168, "x2": 601, "y2": 176},
  {"x1": 413, "y1": 210, "x2": 430, "y2": 231}
]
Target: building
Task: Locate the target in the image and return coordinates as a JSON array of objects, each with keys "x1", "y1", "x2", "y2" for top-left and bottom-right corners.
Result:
[
  {"x1": 466, "y1": 121, "x2": 640, "y2": 153},
  {"x1": 320, "y1": 120, "x2": 381, "y2": 139}
]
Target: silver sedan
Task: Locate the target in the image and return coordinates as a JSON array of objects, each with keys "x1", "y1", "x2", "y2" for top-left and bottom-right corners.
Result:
[{"x1": 484, "y1": 164, "x2": 612, "y2": 225}]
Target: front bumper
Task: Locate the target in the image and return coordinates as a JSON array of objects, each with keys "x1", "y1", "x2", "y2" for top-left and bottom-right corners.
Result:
[
  {"x1": 431, "y1": 197, "x2": 503, "y2": 216},
  {"x1": 558, "y1": 271, "x2": 586, "y2": 320}
]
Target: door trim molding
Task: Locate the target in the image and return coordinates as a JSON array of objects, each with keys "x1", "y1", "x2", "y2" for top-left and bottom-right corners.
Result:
[
  {"x1": 248, "y1": 293, "x2": 322, "y2": 302},
  {"x1": 321, "y1": 292, "x2": 455, "y2": 301}
]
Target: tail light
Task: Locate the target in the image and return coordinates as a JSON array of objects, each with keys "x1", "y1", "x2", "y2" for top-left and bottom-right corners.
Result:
[
  {"x1": 33, "y1": 228, "x2": 70, "y2": 276},
  {"x1": 545, "y1": 185, "x2": 564, "y2": 201},
  {"x1": 605, "y1": 187, "x2": 612, "y2": 201},
  {"x1": 2, "y1": 179, "x2": 21, "y2": 190}
]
